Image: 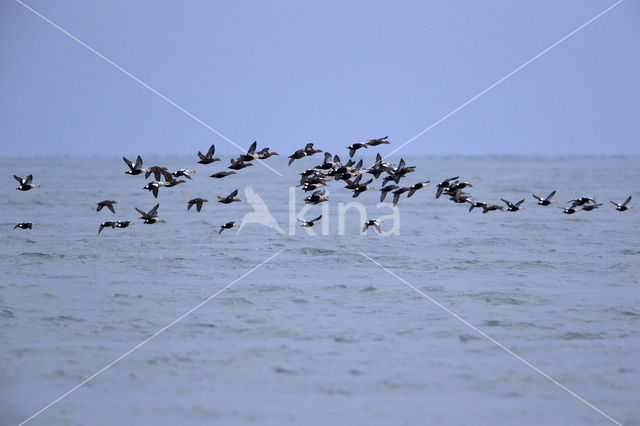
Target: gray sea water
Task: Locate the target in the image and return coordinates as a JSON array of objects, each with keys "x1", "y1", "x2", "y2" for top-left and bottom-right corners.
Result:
[{"x1": 1, "y1": 155, "x2": 639, "y2": 425}]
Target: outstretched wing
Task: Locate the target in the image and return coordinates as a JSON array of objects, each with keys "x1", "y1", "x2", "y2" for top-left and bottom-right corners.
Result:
[
  {"x1": 13, "y1": 175, "x2": 23, "y2": 183},
  {"x1": 362, "y1": 223, "x2": 369, "y2": 233},
  {"x1": 24, "y1": 175, "x2": 33, "y2": 185},
  {"x1": 305, "y1": 143, "x2": 314, "y2": 151},
  {"x1": 230, "y1": 189, "x2": 239, "y2": 198},
  {"x1": 312, "y1": 215, "x2": 322, "y2": 223},
  {"x1": 206, "y1": 144, "x2": 216, "y2": 158},
  {"x1": 134, "y1": 155, "x2": 143, "y2": 170},
  {"x1": 501, "y1": 198, "x2": 512, "y2": 207},
  {"x1": 374, "y1": 223, "x2": 382, "y2": 234},
  {"x1": 545, "y1": 190, "x2": 556, "y2": 201},
  {"x1": 247, "y1": 141, "x2": 257, "y2": 155},
  {"x1": 514, "y1": 199, "x2": 525, "y2": 207},
  {"x1": 623, "y1": 195, "x2": 632, "y2": 207},
  {"x1": 123, "y1": 157, "x2": 134, "y2": 170},
  {"x1": 135, "y1": 207, "x2": 147, "y2": 217},
  {"x1": 532, "y1": 194, "x2": 542, "y2": 202},
  {"x1": 148, "y1": 203, "x2": 160, "y2": 217}
]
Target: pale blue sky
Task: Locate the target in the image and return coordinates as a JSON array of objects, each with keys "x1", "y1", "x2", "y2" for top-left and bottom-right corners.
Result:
[{"x1": 1, "y1": 0, "x2": 638, "y2": 157}]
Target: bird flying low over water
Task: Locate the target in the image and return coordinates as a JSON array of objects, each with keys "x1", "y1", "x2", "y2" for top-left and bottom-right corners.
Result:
[
  {"x1": 123, "y1": 156, "x2": 146, "y2": 175},
  {"x1": 365, "y1": 136, "x2": 389, "y2": 146},
  {"x1": 407, "y1": 181, "x2": 430, "y2": 197},
  {"x1": 297, "y1": 214, "x2": 322, "y2": 228},
  {"x1": 288, "y1": 149, "x2": 307, "y2": 165},
  {"x1": 582, "y1": 203, "x2": 603, "y2": 211},
  {"x1": 145, "y1": 166, "x2": 168, "y2": 181},
  {"x1": 187, "y1": 198, "x2": 208, "y2": 212},
  {"x1": 569, "y1": 197, "x2": 596, "y2": 207},
  {"x1": 379, "y1": 185, "x2": 399, "y2": 202},
  {"x1": 532, "y1": 191, "x2": 557, "y2": 206},
  {"x1": 239, "y1": 141, "x2": 258, "y2": 162},
  {"x1": 116, "y1": 220, "x2": 134, "y2": 228},
  {"x1": 257, "y1": 147, "x2": 279, "y2": 159},
  {"x1": 562, "y1": 206, "x2": 578, "y2": 215},
  {"x1": 466, "y1": 200, "x2": 488, "y2": 213},
  {"x1": 218, "y1": 189, "x2": 240, "y2": 204},
  {"x1": 228, "y1": 158, "x2": 253, "y2": 170},
  {"x1": 14, "y1": 222, "x2": 36, "y2": 229},
  {"x1": 14, "y1": 175, "x2": 40, "y2": 191},
  {"x1": 362, "y1": 219, "x2": 383, "y2": 234},
  {"x1": 210, "y1": 171, "x2": 236, "y2": 179},
  {"x1": 96, "y1": 200, "x2": 117, "y2": 213},
  {"x1": 502, "y1": 199, "x2": 525, "y2": 212},
  {"x1": 611, "y1": 196, "x2": 633, "y2": 211},
  {"x1": 392, "y1": 187, "x2": 411, "y2": 206},
  {"x1": 143, "y1": 181, "x2": 164, "y2": 198},
  {"x1": 482, "y1": 204, "x2": 504, "y2": 213},
  {"x1": 198, "y1": 144, "x2": 220, "y2": 164},
  {"x1": 305, "y1": 189, "x2": 328, "y2": 205},
  {"x1": 435, "y1": 176, "x2": 460, "y2": 199},
  {"x1": 172, "y1": 169, "x2": 196, "y2": 179},
  {"x1": 98, "y1": 221, "x2": 116, "y2": 234},
  {"x1": 135, "y1": 203, "x2": 163, "y2": 224},
  {"x1": 219, "y1": 221, "x2": 239, "y2": 234}
]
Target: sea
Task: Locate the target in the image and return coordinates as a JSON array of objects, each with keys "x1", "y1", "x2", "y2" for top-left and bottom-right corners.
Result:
[{"x1": 1, "y1": 155, "x2": 639, "y2": 425}]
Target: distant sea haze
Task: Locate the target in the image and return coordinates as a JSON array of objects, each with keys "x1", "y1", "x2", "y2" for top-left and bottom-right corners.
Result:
[{"x1": 1, "y1": 155, "x2": 638, "y2": 425}]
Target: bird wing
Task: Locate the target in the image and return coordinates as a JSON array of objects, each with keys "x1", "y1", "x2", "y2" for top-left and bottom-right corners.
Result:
[
  {"x1": 514, "y1": 199, "x2": 525, "y2": 207},
  {"x1": 623, "y1": 195, "x2": 632, "y2": 207},
  {"x1": 187, "y1": 200, "x2": 194, "y2": 210},
  {"x1": 305, "y1": 142, "x2": 314, "y2": 151},
  {"x1": 323, "y1": 152, "x2": 331, "y2": 163},
  {"x1": 362, "y1": 223, "x2": 369, "y2": 232},
  {"x1": 134, "y1": 155, "x2": 143, "y2": 169},
  {"x1": 197, "y1": 151, "x2": 206, "y2": 161},
  {"x1": 107, "y1": 204, "x2": 115, "y2": 214},
  {"x1": 230, "y1": 189, "x2": 239, "y2": 198},
  {"x1": 312, "y1": 215, "x2": 322, "y2": 222},
  {"x1": 123, "y1": 157, "x2": 134, "y2": 170},
  {"x1": 206, "y1": 144, "x2": 216, "y2": 158},
  {"x1": 532, "y1": 194, "x2": 542, "y2": 201},
  {"x1": 501, "y1": 199, "x2": 512, "y2": 207},
  {"x1": 349, "y1": 147, "x2": 356, "y2": 158},
  {"x1": 398, "y1": 159, "x2": 405, "y2": 170},
  {"x1": 149, "y1": 203, "x2": 160, "y2": 217},
  {"x1": 247, "y1": 141, "x2": 257, "y2": 155},
  {"x1": 24, "y1": 175, "x2": 33, "y2": 185},
  {"x1": 196, "y1": 201, "x2": 203, "y2": 212},
  {"x1": 374, "y1": 223, "x2": 382, "y2": 234},
  {"x1": 610, "y1": 201, "x2": 619, "y2": 207},
  {"x1": 135, "y1": 207, "x2": 147, "y2": 217},
  {"x1": 545, "y1": 190, "x2": 556, "y2": 201},
  {"x1": 13, "y1": 175, "x2": 23, "y2": 183},
  {"x1": 407, "y1": 188, "x2": 417, "y2": 198}
]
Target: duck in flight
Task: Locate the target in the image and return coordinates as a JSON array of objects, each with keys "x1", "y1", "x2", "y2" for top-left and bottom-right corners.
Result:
[
  {"x1": 198, "y1": 144, "x2": 220, "y2": 164},
  {"x1": 98, "y1": 221, "x2": 117, "y2": 234},
  {"x1": 501, "y1": 199, "x2": 525, "y2": 212},
  {"x1": 582, "y1": 203, "x2": 603, "y2": 211},
  {"x1": 143, "y1": 181, "x2": 164, "y2": 198},
  {"x1": 14, "y1": 222, "x2": 36, "y2": 230},
  {"x1": 257, "y1": 147, "x2": 279, "y2": 159},
  {"x1": 219, "y1": 221, "x2": 240, "y2": 234},
  {"x1": 611, "y1": 196, "x2": 633, "y2": 211},
  {"x1": 532, "y1": 190, "x2": 557, "y2": 206},
  {"x1": 305, "y1": 189, "x2": 328, "y2": 205},
  {"x1": 172, "y1": 169, "x2": 196, "y2": 179},
  {"x1": 210, "y1": 171, "x2": 236, "y2": 179},
  {"x1": 218, "y1": 189, "x2": 240, "y2": 204},
  {"x1": 135, "y1": 203, "x2": 163, "y2": 224},
  {"x1": 187, "y1": 198, "x2": 208, "y2": 212},
  {"x1": 239, "y1": 141, "x2": 259, "y2": 162},
  {"x1": 96, "y1": 200, "x2": 117, "y2": 213},
  {"x1": 366, "y1": 136, "x2": 389, "y2": 146},
  {"x1": 14, "y1": 175, "x2": 40, "y2": 191},
  {"x1": 123, "y1": 156, "x2": 146, "y2": 175},
  {"x1": 297, "y1": 214, "x2": 322, "y2": 227},
  {"x1": 379, "y1": 184, "x2": 399, "y2": 202},
  {"x1": 228, "y1": 158, "x2": 253, "y2": 170},
  {"x1": 407, "y1": 181, "x2": 430, "y2": 197},
  {"x1": 362, "y1": 219, "x2": 383, "y2": 234},
  {"x1": 145, "y1": 166, "x2": 169, "y2": 181},
  {"x1": 347, "y1": 142, "x2": 368, "y2": 158}
]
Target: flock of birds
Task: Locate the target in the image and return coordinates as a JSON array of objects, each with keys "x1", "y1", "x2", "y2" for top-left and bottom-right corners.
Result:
[{"x1": 11, "y1": 137, "x2": 634, "y2": 235}]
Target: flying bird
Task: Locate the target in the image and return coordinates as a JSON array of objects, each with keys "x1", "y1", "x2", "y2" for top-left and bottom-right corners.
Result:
[
  {"x1": 187, "y1": 198, "x2": 208, "y2": 212},
  {"x1": 611, "y1": 196, "x2": 633, "y2": 211},
  {"x1": 197, "y1": 145, "x2": 220, "y2": 164},
  {"x1": 96, "y1": 200, "x2": 117, "y2": 213},
  {"x1": 14, "y1": 175, "x2": 40, "y2": 191}
]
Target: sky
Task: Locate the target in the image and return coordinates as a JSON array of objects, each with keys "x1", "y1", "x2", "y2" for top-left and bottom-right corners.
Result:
[{"x1": 0, "y1": 0, "x2": 638, "y2": 157}]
